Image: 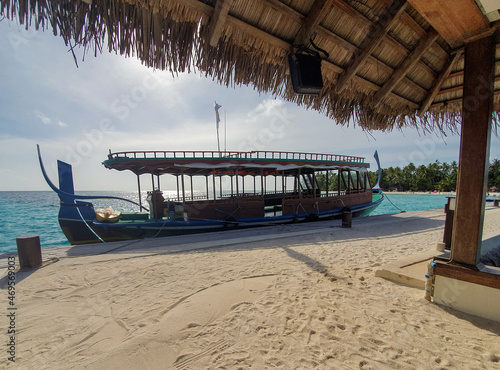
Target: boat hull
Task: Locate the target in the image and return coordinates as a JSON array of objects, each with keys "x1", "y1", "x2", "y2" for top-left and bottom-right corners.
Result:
[{"x1": 59, "y1": 191, "x2": 384, "y2": 245}]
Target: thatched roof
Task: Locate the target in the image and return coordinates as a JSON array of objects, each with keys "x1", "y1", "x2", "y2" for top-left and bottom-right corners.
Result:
[{"x1": 2, "y1": 0, "x2": 500, "y2": 131}]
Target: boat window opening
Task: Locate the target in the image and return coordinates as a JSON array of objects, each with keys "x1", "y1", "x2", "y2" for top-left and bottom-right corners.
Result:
[{"x1": 350, "y1": 172, "x2": 358, "y2": 192}]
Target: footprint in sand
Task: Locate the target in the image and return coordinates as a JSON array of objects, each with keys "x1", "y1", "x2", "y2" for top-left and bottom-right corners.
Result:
[{"x1": 88, "y1": 275, "x2": 275, "y2": 369}]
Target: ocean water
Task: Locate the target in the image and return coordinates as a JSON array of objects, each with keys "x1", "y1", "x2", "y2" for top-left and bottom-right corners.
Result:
[{"x1": 0, "y1": 191, "x2": 450, "y2": 254}]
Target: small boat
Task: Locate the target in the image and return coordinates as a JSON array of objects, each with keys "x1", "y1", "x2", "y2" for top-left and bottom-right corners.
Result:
[{"x1": 38, "y1": 145, "x2": 384, "y2": 245}]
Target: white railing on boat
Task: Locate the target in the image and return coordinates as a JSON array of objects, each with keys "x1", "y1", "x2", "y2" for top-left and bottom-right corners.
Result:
[{"x1": 107, "y1": 150, "x2": 366, "y2": 164}]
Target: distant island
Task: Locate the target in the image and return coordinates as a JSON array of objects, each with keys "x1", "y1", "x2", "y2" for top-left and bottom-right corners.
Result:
[{"x1": 315, "y1": 159, "x2": 500, "y2": 193}]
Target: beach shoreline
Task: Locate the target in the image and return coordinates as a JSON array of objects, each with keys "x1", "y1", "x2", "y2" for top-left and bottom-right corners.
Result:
[{"x1": 2, "y1": 208, "x2": 500, "y2": 368}]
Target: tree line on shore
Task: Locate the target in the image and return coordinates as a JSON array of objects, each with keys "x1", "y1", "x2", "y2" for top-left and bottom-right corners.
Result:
[{"x1": 315, "y1": 159, "x2": 500, "y2": 192}]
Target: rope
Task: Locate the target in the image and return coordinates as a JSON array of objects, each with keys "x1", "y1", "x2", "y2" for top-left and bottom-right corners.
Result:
[
  {"x1": 76, "y1": 205, "x2": 106, "y2": 243},
  {"x1": 384, "y1": 193, "x2": 406, "y2": 213}
]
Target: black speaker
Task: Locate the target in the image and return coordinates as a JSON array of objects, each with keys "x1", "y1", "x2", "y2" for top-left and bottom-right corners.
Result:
[{"x1": 288, "y1": 52, "x2": 324, "y2": 94}]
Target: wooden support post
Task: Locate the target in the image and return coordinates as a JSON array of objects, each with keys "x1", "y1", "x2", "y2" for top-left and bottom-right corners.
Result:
[
  {"x1": 451, "y1": 35, "x2": 495, "y2": 266},
  {"x1": 16, "y1": 235, "x2": 42, "y2": 269}
]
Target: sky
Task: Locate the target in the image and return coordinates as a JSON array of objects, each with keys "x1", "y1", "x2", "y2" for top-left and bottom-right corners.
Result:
[{"x1": 1, "y1": 18, "x2": 499, "y2": 192}]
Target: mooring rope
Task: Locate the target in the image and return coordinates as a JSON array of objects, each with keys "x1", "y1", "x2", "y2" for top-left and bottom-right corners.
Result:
[
  {"x1": 76, "y1": 205, "x2": 106, "y2": 243},
  {"x1": 384, "y1": 193, "x2": 406, "y2": 213}
]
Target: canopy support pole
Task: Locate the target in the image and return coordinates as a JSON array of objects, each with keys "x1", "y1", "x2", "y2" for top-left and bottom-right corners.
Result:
[
  {"x1": 451, "y1": 34, "x2": 495, "y2": 267},
  {"x1": 181, "y1": 170, "x2": 186, "y2": 204},
  {"x1": 137, "y1": 174, "x2": 143, "y2": 211},
  {"x1": 236, "y1": 170, "x2": 239, "y2": 197},
  {"x1": 190, "y1": 175, "x2": 194, "y2": 200},
  {"x1": 212, "y1": 170, "x2": 216, "y2": 202}
]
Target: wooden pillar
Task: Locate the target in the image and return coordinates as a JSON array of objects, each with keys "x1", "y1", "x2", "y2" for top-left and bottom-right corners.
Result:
[{"x1": 451, "y1": 35, "x2": 495, "y2": 266}]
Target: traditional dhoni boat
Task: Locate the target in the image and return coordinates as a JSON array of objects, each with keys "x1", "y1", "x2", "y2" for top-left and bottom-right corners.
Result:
[{"x1": 38, "y1": 145, "x2": 384, "y2": 245}]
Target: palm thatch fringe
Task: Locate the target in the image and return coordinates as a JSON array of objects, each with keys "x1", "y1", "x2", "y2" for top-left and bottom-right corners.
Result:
[{"x1": 1, "y1": 0, "x2": 498, "y2": 132}]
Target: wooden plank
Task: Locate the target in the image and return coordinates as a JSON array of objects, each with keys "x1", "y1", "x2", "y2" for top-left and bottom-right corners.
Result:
[
  {"x1": 451, "y1": 35, "x2": 495, "y2": 266},
  {"x1": 329, "y1": 0, "x2": 373, "y2": 27},
  {"x1": 429, "y1": 89, "x2": 500, "y2": 110},
  {"x1": 372, "y1": 29, "x2": 439, "y2": 108},
  {"x1": 435, "y1": 76, "x2": 500, "y2": 97},
  {"x1": 293, "y1": 0, "x2": 334, "y2": 45},
  {"x1": 434, "y1": 261, "x2": 500, "y2": 290},
  {"x1": 418, "y1": 51, "x2": 462, "y2": 115},
  {"x1": 336, "y1": 0, "x2": 408, "y2": 93},
  {"x1": 408, "y1": 0, "x2": 489, "y2": 48},
  {"x1": 208, "y1": 0, "x2": 235, "y2": 47},
  {"x1": 319, "y1": 27, "x2": 428, "y2": 96},
  {"x1": 322, "y1": 62, "x2": 420, "y2": 108}
]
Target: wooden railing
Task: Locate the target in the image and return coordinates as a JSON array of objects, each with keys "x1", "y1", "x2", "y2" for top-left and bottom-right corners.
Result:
[{"x1": 107, "y1": 150, "x2": 366, "y2": 164}]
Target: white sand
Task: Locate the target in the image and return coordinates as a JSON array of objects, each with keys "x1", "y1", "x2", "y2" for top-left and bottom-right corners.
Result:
[{"x1": 2, "y1": 208, "x2": 500, "y2": 369}]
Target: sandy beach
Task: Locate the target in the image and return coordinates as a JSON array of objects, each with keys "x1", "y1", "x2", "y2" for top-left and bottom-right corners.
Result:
[{"x1": 2, "y1": 208, "x2": 500, "y2": 369}]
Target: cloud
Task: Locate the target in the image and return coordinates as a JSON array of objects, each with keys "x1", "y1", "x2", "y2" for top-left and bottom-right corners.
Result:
[
  {"x1": 35, "y1": 110, "x2": 51, "y2": 125},
  {"x1": 246, "y1": 98, "x2": 287, "y2": 122},
  {"x1": 33, "y1": 110, "x2": 68, "y2": 128}
]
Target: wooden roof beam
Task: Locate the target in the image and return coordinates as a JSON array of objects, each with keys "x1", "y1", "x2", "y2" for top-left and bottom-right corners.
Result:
[
  {"x1": 436, "y1": 75, "x2": 500, "y2": 96},
  {"x1": 293, "y1": 0, "x2": 334, "y2": 45},
  {"x1": 335, "y1": 0, "x2": 408, "y2": 94},
  {"x1": 265, "y1": 0, "x2": 435, "y2": 89},
  {"x1": 208, "y1": 0, "x2": 235, "y2": 47},
  {"x1": 372, "y1": 29, "x2": 439, "y2": 109},
  {"x1": 176, "y1": 0, "x2": 421, "y2": 109},
  {"x1": 418, "y1": 51, "x2": 462, "y2": 116},
  {"x1": 329, "y1": 0, "x2": 441, "y2": 78}
]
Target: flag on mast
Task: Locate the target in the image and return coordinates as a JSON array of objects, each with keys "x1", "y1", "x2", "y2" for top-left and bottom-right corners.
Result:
[{"x1": 214, "y1": 101, "x2": 222, "y2": 129}]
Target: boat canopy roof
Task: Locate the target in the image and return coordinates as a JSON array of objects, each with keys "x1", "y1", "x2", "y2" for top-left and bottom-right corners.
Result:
[{"x1": 103, "y1": 150, "x2": 370, "y2": 176}]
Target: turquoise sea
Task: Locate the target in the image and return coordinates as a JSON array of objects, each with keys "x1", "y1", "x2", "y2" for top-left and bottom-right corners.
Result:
[{"x1": 0, "y1": 191, "x2": 450, "y2": 254}]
